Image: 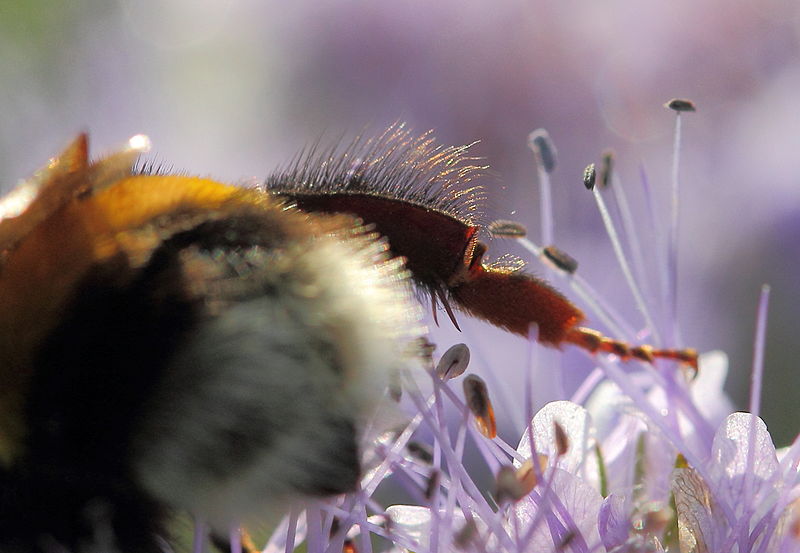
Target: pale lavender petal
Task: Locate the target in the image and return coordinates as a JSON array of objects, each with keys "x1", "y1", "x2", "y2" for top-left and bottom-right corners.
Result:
[
  {"x1": 690, "y1": 351, "x2": 735, "y2": 427},
  {"x1": 709, "y1": 413, "x2": 779, "y2": 511},
  {"x1": 584, "y1": 382, "x2": 643, "y2": 500},
  {"x1": 584, "y1": 381, "x2": 631, "y2": 440},
  {"x1": 384, "y1": 504, "x2": 434, "y2": 549},
  {"x1": 598, "y1": 494, "x2": 631, "y2": 550},
  {"x1": 672, "y1": 467, "x2": 723, "y2": 553},
  {"x1": 600, "y1": 415, "x2": 645, "y2": 500},
  {"x1": 512, "y1": 468, "x2": 603, "y2": 552},
  {"x1": 516, "y1": 401, "x2": 597, "y2": 482},
  {"x1": 642, "y1": 430, "x2": 678, "y2": 505}
]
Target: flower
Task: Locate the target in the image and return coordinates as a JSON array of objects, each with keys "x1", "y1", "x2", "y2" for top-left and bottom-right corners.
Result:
[
  {"x1": 243, "y1": 109, "x2": 799, "y2": 553},
  {"x1": 673, "y1": 412, "x2": 800, "y2": 553}
]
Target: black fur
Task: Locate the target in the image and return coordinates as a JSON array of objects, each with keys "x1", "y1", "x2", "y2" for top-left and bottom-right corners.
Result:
[{"x1": 2, "y1": 209, "x2": 307, "y2": 552}]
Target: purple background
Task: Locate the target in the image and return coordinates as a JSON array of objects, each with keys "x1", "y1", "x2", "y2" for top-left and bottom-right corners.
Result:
[{"x1": 1, "y1": 0, "x2": 798, "y2": 444}]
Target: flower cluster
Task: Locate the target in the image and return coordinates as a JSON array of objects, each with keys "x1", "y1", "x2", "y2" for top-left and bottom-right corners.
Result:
[{"x1": 232, "y1": 106, "x2": 799, "y2": 553}]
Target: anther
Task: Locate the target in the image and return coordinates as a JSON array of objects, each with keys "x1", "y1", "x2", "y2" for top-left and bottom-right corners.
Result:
[
  {"x1": 494, "y1": 465, "x2": 525, "y2": 503},
  {"x1": 542, "y1": 245, "x2": 579, "y2": 274},
  {"x1": 556, "y1": 532, "x2": 577, "y2": 551},
  {"x1": 553, "y1": 421, "x2": 569, "y2": 456},
  {"x1": 599, "y1": 149, "x2": 615, "y2": 188},
  {"x1": 424, "y1": 470, "x2": 441, "y2": 500},
  {"x1": 528, "y1": 129, "x2": 558, "y2": 173},
  {"x1": 463, "y1": 374, "x2": 497, "y2": 439},
  {"x1": 435, "y1": 343, "x2": 470, "y2": 381},
  {"x1": 664, "y1": 98, "x2": 697, "y2": 112},
  {"x1": 487, "y1": 219, "x2": 528, "y2": 238},
  {"x1": 454, "y1": 519, "x2": 478, "y2": 549},
  {"x1": 515, "y1": 455, "x2": 547, "y2": 493},
  {"x1": 406, "y1": 441, "x2": 434, "y2": 464},
  {"x1": 583, "y1": 163, "x2": 596, "y2": 190}
]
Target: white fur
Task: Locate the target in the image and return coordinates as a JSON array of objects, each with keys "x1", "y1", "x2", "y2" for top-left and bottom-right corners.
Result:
[{"x1": 133, "y1": 230, "x2": 423, "y2": 527}]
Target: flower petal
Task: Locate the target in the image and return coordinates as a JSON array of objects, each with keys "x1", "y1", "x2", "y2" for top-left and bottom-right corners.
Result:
[
  {"x1": 691, "y1": 351, "x2": 735, "y2": 426},
  {"x1": 512, "y1": 467, "x2": 603, "y2": 551},
  {"x1": 598, "y1": 493, "x2": 631, "y2": 550},
  {"x1": 516, "y1": 401, "x2": 596, "y2": 479},
  {"x1": 710, "y1": 412, "x2": 779, "y2": 509}
]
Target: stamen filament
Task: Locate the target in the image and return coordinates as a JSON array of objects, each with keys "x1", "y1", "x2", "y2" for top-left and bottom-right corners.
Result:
[
  {"x1": 592, "y1": 185, "x2": 661, "y2": 345},
  {"x1": 608, "y1": 171, "x2": 655, "y2": 313},
  {"x1": 667, "y1": 112, "x2": 684, "y2": 346},
  {"x1": 749, "y1": 284, "x2": 771, "y2": 417}
]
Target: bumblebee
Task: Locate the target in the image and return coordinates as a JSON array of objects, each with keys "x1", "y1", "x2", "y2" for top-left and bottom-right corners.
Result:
[
  {"x1": 0, "y1": 133, "x2": 423, "y2": 552},
  {"x1": 0, "y1": 127, "x2": 696, "y2": 552}
]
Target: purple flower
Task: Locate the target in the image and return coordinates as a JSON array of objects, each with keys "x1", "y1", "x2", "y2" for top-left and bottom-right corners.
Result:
[
  {"x1": 673, "y1": 412, "x2": 800, "y2": 553},
  {"x1": 243, "y1": 110, "x2": 799, "y2": 553}
]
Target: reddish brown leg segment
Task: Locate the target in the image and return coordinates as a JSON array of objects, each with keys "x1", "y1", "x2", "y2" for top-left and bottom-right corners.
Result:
[
  {"x1": 565, "y1": 326, "x2": 698, "y2": 369},
  {"x1": 450, "y1": 264, "x2": 584, "y2": 345}
]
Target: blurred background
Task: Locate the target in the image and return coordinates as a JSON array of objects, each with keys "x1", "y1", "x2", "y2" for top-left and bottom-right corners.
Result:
[{"x1": 1, "y1": 0, "x2": 798, "y2": 445}]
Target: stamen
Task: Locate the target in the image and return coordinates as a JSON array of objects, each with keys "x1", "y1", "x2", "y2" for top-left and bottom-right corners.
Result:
[
  {"x1": 463, "y1": 374, "x2": 497, "y2": 439},
  {"x1": 435, "y1": 343, "x2": 471, "y2": 381},
  {"x1": 665, "y1": 98, "x2": 696, "y2": 346},
  {"x1": 589, "y1": 175, "x2": 661, "y2": 344},
  {"x1": 748, "y1": 284, "x2": 770, "y2": 418},
  {"x1": 424, "y1": 469, "x2": 441, "y2": 500},
  {"x1": 605, "y1": 156, "x2": 654, "y2": 313},
  {"x1": 528, "y1": 128, "x2": 558, "y2": 172},
  {"x1": 599, "y1": 149, "x2": 614, "y2": 189},
  {"x1": 487, "y1": 219, "x2": 527, "y2": 238},
  {"x1": 553, "y1": 421, "x2": 569, "y2": 456},
  {"x1": 494, "y1": 465, "x2": 526, "y2": 503},
  {"x1": 555, "y1": 531, "x2": 577, "y2": 552},
  {"x1": 664, "y1": 98, "x2": 697, "y2": 112},
  {"x1": 516, "y1": 455, "x2": 547, "y2": 493},
  {"x1": 542, "y1": 245, "x2": 578, "y2": 274},
  {"x1": 453, "y1": 519, "x2": 478, "y2": 549},
  {"x1": 494, "y1": 456, "x2": 549, "y2": 504},
  {"x1": 528, "y1": 128, "x2": 557, "y2": 246},
  {"x1": 406, "y1": 441, "x2": 434, "y2": 464},
  {"x1": 583, "y1": 163, "x2": 596, "y2": 190}
]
